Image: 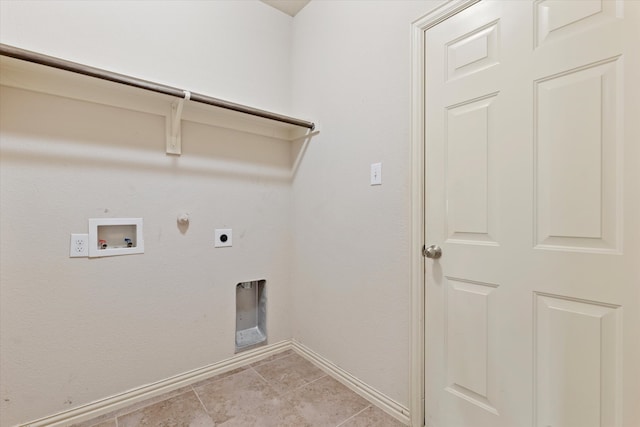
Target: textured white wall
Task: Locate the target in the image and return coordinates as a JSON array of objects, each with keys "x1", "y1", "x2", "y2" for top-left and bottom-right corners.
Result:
[
  {"x1": 0, "y1": 0, "x2": 293, "y2": 113},
  {"x1": 0, "y1": 87, "x2": 295, "y2": 427},
  {"x1": 0, "y1": 2, "x2": 294, "y2": 426},
  {"x1": 290, "y1": 0, "x2": 442, "y2": 407}
]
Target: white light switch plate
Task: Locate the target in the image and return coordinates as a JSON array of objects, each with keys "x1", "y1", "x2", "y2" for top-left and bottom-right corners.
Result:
[{"x1": 370, "y1": 162, "x2": 382, "y2": 185}]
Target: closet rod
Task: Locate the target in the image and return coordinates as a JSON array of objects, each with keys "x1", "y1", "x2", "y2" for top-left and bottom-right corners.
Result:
[{"x1": 0, "y1": 43, "x2": 315, "y2": 131}]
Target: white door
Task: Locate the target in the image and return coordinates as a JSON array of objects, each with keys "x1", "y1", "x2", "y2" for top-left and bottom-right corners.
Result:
[{"x1": 424, "y1": 1, "x2": 639, "y2": 426}]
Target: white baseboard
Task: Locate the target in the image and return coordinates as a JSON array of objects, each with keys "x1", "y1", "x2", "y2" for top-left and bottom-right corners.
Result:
[
  {"x1": 18, "y1": 339, "x2": 410, "y2": 427},
  {"x1": 291, "y1": 340, "x2": 410, "y2": 425},
  {"x1": 19, "y1": 340, "x2": 292, "y2": 427}
]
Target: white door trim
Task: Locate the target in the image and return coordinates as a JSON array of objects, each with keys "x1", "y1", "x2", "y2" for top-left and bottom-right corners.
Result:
[{"x1": 409, "y1": 1, "x2": 480, "y2": 426}]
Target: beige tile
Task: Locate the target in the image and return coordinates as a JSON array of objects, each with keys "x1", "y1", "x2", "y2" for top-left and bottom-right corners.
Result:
[
  {"x1": 71, "y1": 417, "x2": 115, "y2": 427},
  {"x1": 190, "y1": 366, "x2": 250, "y2": 389},
  {"x1": 117, "y1": 390, "x2": 214, "y2": 427},
  {"x1": 217, "y1": 396, "x2": 311, "y2": 427},
  {"x1": 70, "y1": 415, "x2": 113, "y2": 427},
  {"x1": 71, "y1": 352, "x2": 397, "y2": 427},
  {"x1": 285, "y1": 375, "x2": 370, "y2": 427},
  {"x1": 84, "y1": 420, "x2": 117, "y2": 427},
  {"x1": 71, "y1": 386, "x2": 193, "y2": 427},
  {"x1": 252, "y1": 353, "x2": 325, "y2": 394},
  {"x1": 339, "y1": 405, "x2": 407, "y2": 427},
  {"x1": 249, "y1": 349, "x2": 295, "y2": 368},
  {"x1": 194, "y1": 368, "x2": 279, "y2": 424}
]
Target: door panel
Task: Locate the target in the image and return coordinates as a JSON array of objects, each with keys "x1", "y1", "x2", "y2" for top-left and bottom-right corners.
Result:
[
  {"x1": 534, "y1": 0, "x2": 622, "y2": 48},
  {"x1": 446, "y1": 20, "x2": 500, "y2": 81},
  {"x1": 534, "y1": 57, "x2": 622, "y2": 252},
  {"x1": 424, "y1": 1, "x2": 638, "y2": 426},
  {"x1": 445, "y1": 277, "x2": 499, "y2": 414},
  {"x1": 446, "y1": 93, "x2": 499, "y2": 244},
  {"x1": 534, "y1": 293, "x2": 621, "y2": 427}
]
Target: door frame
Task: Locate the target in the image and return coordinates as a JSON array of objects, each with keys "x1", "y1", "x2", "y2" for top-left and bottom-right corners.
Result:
[{"x1": 409, "y1": 1, "x2": 481, "y2": 426}]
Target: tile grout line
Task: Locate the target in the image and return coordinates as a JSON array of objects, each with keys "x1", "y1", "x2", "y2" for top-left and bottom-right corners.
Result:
[
  {"x1": 251, "y1": 357, "x2": 329, "y2": 398},
  {"x1": 248, "y1": 350, "x2": 294, "y2": 370},
  {"x1": 190, "y1": 385, "x2": 212, "y2": 418},
  {"x1": 251, "y1": 350, "x2": 295, "y2": 368},
  {"x1": 249, "y1": 365, "x2": 273, "y2": 387},
  {"x1": 335, "y1": 404, "x2": 373, "y2": 427},
  {"x1": 287, "y1": 371, "x2": 328, "y2": 394}
]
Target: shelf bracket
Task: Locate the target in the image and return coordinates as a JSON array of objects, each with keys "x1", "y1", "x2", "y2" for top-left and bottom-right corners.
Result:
[{"x1": 166, "y1": 90, "x2": 191, "y2": 155}]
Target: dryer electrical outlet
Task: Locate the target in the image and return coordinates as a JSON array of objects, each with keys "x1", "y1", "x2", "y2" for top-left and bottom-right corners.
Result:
[{"x1": 215, "y1": 229, "x2": 232, "y2": 247}]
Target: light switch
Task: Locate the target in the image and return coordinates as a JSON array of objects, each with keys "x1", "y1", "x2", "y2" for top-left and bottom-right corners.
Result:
[{"x1": 370, "y1": 162, "x2": 382, "y2": 185}]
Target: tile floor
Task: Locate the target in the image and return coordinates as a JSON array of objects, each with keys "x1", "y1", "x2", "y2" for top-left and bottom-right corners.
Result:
[{"x1": 74, "y1": 350, "x2": 406, "y2": 427}]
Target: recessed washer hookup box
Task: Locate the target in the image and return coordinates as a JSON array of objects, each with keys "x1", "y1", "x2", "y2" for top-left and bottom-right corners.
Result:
[{"x1": 235, "y1": 280, "x2": 266, "y2": 352}]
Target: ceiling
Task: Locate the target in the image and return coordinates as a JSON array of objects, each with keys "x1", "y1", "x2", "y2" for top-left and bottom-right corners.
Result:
[{"x1": 260, "y1": 0, "x2": 311, "y2": 17}]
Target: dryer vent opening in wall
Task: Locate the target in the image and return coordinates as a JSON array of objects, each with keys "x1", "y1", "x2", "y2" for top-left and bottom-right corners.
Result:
[{"x1": 235, "y1": 280, "x2": 267, "y2": 352}]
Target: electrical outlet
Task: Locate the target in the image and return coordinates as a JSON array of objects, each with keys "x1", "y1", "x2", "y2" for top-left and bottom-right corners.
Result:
[
  {"x1": 214, "y1": 229, "x2": 232, "y2": 247},
  {"x1": 70, "y1": 233, "x2": 89, "y2": 257}
]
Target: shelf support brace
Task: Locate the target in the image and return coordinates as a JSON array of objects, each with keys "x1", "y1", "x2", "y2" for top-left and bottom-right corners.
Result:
[{"x1": 167, "y1": 90, "x2": 191, "y2": 155}]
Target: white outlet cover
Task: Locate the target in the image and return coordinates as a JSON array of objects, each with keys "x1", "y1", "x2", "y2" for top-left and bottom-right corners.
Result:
[
  {"x1": 215, "y1": 229, "x2": 232, "y2": 247},
  {"x1": 70, "y1": 233, "x2": 89, "y2": 257}
]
